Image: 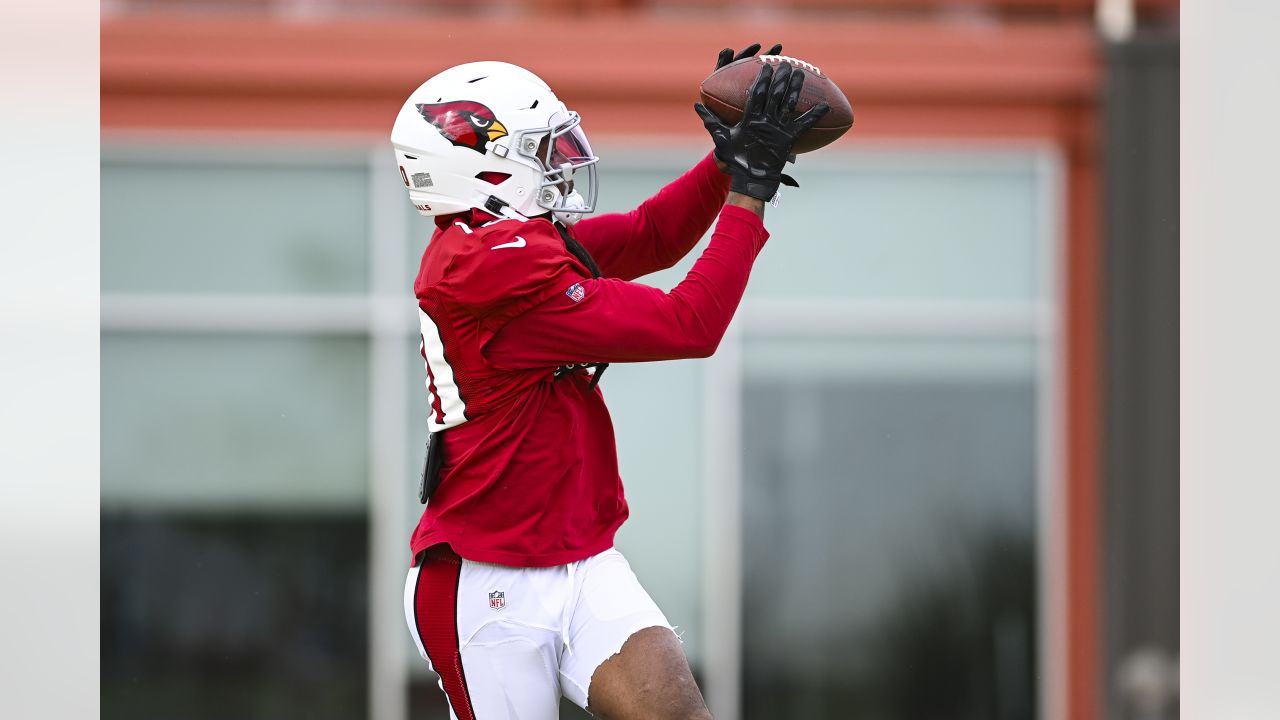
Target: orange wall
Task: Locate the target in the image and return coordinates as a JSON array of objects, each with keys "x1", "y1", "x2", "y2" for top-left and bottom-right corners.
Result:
[
  {"x1": 102, "y1": 15, "x2": 1103, "y2": 719},
  {"x1": 102, "y1": 16, "x2": 1097, "y2": 139}
]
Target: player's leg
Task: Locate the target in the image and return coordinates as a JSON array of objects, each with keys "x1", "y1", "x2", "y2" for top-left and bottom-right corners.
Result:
[
  {"x1": 405, "y1": 545, "x2": 562, "y2": 720},
  {"x1": 558, "y1": 549, "x2": 712, "y2": 720},
  {"x1": 456, "y1": 623, "x2": 562, "y2": 719},
  {"x1": 586, "y1": 625, "x2": 711, "y2": 720}
]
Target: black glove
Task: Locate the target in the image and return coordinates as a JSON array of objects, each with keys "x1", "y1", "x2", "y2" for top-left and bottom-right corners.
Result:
[
  {"x1": 709, "y1": 44, "x2": 800, "y2": 188},
  {"x1": 695, "y1": 62, "x2": 829, "y2": 202},
  {"x1": 715, "y1": 43, "x2": 783, "y2": 71}
]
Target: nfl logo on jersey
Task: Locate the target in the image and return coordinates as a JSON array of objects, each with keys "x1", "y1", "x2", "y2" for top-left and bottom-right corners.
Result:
[
  {"x1": 565, "y1": 283, "x2": 586, "y2": 303},
  {"x1": 488, "y1": 590, "x2": 506, "y2": 611}
]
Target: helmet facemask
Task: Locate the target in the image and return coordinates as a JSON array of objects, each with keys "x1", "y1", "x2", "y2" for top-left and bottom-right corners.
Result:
[{"x1": 512, "y1": 111, "x2": 598, "y2": 226}]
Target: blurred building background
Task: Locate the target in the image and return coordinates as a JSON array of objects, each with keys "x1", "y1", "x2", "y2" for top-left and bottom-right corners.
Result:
[{"x1": 100, "y1": 1, "x2": 1179, "y2": 719}]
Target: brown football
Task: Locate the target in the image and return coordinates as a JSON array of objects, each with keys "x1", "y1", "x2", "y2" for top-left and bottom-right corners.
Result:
[{"x1": 699, "y1": 55, "x2": 853, "y2": 154}]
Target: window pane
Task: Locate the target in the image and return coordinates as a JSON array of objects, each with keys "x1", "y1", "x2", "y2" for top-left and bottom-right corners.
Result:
[
  {"x1": 102, "y1": 333, "x2": 370, "y2": 511},
  {"x1": 102, "y1": 157, "x2": 369, "y2": 294},
  {"x1": 751, "y1": 151, "x2": 1045, "y2": 302},
  {"x1": 591, "y1": 150, "x2": 1048, "y2": 302},
  {"x1": 742, "y1": 338, "x2": 1038, "y2": 718},
  {"x1": 604, "y1": 359, "x2": 706, "y2": 665},
  {"x1": 102, "y1": 514, "x2": 368, "y2": 720}
]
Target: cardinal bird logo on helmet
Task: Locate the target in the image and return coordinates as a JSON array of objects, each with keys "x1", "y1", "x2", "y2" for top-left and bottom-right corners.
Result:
[{"x1": 416, "y1": 101, "x2": 508, "y2": 154}]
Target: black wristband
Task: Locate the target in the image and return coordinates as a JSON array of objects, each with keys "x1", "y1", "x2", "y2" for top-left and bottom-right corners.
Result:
[
  {"x1": 730, "y1": 174, "x2": 778, "y2": 201},
  {"x1": 727, "y1": 161, "x2": 783, "y2": 200}
]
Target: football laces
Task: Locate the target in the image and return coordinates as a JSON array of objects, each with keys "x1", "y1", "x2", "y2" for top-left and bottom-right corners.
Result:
[{"x1": 759, "y1": 55, "x2": 822, "y2": 76}]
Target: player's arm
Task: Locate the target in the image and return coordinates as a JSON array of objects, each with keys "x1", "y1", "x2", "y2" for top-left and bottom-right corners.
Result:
[
  {"x1": 725, "y1": 191, "x2": 766, "y2": 220},
  {"x1": 483, "y1": 203, "x2": 767, "y2": 366},
  {"x1": 570, "y1": 153, "x2": 731, "y2": 282},
  {"x1": 569, "y1": 43, "x2": 784, "y2": 282}
]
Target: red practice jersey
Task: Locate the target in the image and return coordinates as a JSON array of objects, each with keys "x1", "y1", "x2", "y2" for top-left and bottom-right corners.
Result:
[{"x1": 410, "y1": 153, "x2": 769, "y2": 567}]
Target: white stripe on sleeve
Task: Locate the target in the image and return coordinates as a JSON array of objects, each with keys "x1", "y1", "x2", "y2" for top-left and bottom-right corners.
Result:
[{"x1": 419, "y1": 308, "x2": 467, "y2": 431}]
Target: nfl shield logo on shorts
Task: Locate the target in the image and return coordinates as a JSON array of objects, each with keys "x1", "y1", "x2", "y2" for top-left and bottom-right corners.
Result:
[{"x1": 488, "y1": 590, "x2": 506, "y2": 611}]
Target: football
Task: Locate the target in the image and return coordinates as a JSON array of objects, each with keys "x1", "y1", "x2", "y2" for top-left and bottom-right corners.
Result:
[{"x1": 699, "y1": 55, "x2": 854, "y2": 154}]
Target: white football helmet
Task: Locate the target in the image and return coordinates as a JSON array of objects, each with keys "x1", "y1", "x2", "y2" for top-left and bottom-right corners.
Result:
[{"x1": 390, "y1": 61, "x2": 599, "y2": 225}]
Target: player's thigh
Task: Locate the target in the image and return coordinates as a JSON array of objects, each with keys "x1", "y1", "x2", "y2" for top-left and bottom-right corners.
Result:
[
  {"x1": 558, "y1": 549, "x2": 710, "y2": 719},
  {"x1": 405, "y1": 548, "x2": 562, "y2": 720},
  {"x1": 459, "y1": 622, "x2": 561, "y2": 720}
]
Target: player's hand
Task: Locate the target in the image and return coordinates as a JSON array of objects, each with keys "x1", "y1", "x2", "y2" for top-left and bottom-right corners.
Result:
[
  {"x1": 714, "y1": 43, "x2": 783, "y2": 71},
  {"x1": 695, "y1": 62, "x2": 829, "y2": 202},
  {"x1": 710, "y1": 43, "x2": 793, "y2": 182}
]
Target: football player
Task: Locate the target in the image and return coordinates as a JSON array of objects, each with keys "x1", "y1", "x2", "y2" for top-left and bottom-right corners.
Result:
[{"x1": 392, "y1": 45, "x2": 827, "y2": 719}]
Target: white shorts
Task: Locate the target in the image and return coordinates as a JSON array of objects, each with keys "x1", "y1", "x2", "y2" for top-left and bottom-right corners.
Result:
[{"x1": 403, "y1": 545, "x2": 673, "y2": 719}]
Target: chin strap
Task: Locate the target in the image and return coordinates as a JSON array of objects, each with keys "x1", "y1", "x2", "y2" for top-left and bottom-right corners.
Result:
[
  {"x1": 553, "y1": 222, "x2": 609, "y2": 389},
  {"x1": 483, "y1": 194, "x2": 534, "y2": 224},
  {"x1": 552, "y1": 189, "x2": 589, "y2": 226}
]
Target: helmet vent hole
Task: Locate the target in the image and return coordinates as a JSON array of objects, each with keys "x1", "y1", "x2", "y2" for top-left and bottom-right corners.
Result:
[
  {"x1": 467, "y1": 76, "x2": 487, "y2": 84},
  {"x1": 475, "y1": 171, "x2": 512, "y2": 185},
  {"x1": 403, "y1": 154, "x2": 418, "y2": 160},
  {"x1": 529, "y1": 99, "x2": 539, "y2": 109}
]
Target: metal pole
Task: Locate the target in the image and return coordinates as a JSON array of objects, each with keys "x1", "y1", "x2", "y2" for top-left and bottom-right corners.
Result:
[
  {"x1": 367, "y1": 145, "x2": 411, "y2": 720},
  {"x1": 701, "y1": 319, "x2": 744, "y2": 719}
]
